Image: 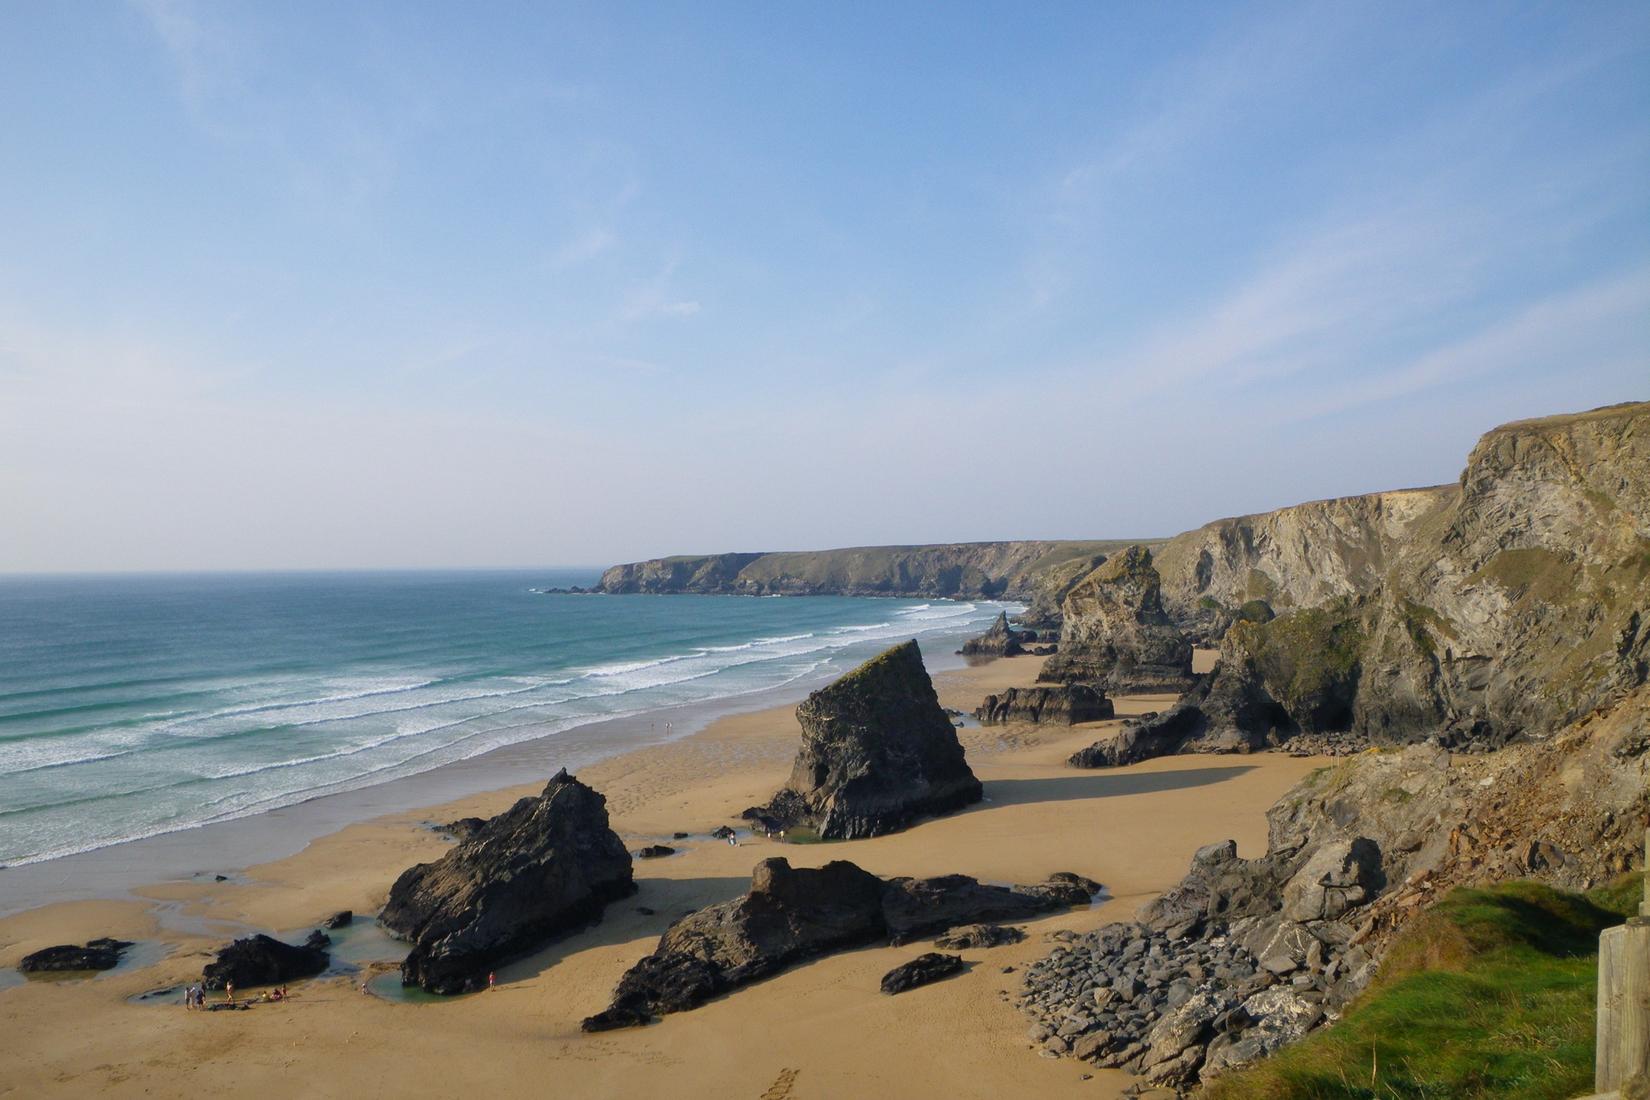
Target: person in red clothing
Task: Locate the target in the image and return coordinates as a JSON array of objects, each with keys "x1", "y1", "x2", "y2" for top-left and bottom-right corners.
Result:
[{"x1": 488, "y1": 971, "x2": 496, "y2": 991}]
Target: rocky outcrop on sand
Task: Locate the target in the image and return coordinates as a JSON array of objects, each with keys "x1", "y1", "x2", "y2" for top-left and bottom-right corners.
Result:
[
  {"x1": 881, "y1": 952, "x2": 963, "y2": 994},
  {"x1": 202, "y1": 934, "x2": 328, "y2": 990},
  {"x1": 1069, "y1": 403, "x2": 1650, "y2": 765},
  {"x1": 975, "y1": 685, "x2": 1114, "y2": 726},
  {"x1": 1028, "y1": 685, "x2": 1649, "y2": 1086},
  {"x1": 380, "y1": 769, "x2": 635, "y2": 994},
  {"x1": 19, "y1": 938, "x2": 132, "y2": 972},
  {"x1": 958, "y1": 611, "x2": 1024, "y2": 657},
  {"x1": 581, "y1": 858, "x2": 1098, "y2": 1029},
  {"x1": 598, "y1": 540, "x2": 1157, "y2": 601},
  {"x1": 1037, "y1": 546, "x2": 1196, "y2": 693},
  {"x1": 935, "y1": 923, "x2": 1025, "y2": 949},
  {"x1": 741, "y1": 641, "x2": 982, "y2": 839}
]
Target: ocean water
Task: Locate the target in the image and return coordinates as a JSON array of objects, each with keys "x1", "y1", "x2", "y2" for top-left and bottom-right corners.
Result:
[{"x1": 0, "y1": 570, "x2": 1010, "y2": 869}]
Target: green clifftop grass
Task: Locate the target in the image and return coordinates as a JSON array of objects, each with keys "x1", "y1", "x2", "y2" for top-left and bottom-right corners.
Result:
[{"x1": 1202, "y1": 876, "x2": 1641, "y2": 1100}]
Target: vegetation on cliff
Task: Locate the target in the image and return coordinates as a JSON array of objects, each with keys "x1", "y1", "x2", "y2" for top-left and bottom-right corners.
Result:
[{"x1": 1203, "y1": 876, "x2": 1641, "y2": 1100}]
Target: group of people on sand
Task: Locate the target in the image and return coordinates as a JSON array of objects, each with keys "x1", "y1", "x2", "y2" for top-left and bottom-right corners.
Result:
[{"x1": 184, "y1": 981, "x2": 290, "y2": 1010}]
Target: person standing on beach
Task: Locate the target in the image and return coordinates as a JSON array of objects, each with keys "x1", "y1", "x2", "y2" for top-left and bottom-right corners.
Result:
[
  {"x1": 225, "y1": 980, "x2": 235, "y2": 1004},
  {"x1": 488, "y1": 971, "x2": 496, "y2": 991}
]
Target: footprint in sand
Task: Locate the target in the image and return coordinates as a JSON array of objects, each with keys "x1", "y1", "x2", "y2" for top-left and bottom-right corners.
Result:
[{"x1": 759, "y1": 1067, "x2": 800, "y2": 1099}]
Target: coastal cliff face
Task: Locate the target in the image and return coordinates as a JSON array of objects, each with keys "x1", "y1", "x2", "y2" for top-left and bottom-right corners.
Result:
[
  {"x1": 1072, "y1": 402, "x2": 1650, "y2": 763},
  {"x1": 1153, "y1": 487, "x2": 1458, "y2": 637},
  {"x1": 597, "y1": 540, "x2": 1156, "y2": 601}
]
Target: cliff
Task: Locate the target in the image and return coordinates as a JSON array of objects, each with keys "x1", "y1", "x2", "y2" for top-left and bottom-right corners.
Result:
[
  {"x1": 597, "y1": 539, "x2": 1160, "y2": 601},
  {"x1": 1072, "y1": 401, "x2": 1650, "y2": 762}
]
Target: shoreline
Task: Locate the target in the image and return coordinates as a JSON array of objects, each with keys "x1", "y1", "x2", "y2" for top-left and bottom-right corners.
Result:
[
  {"x1": 0, "y1": 624, "x2": 991, "y2": 917},
  {"x1": 0, "y1": 649, "x2": 1319, "y2": 1100}
]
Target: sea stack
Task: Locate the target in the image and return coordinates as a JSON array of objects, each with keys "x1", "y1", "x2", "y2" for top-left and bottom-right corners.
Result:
[
  {"x1": 742, "y1": 640, "x2": 982, "y2": 839},
  {"x1": 958, "y1": 611, "x2": 1024, "y2": 658},
  {"x1": 380, "y1": 769, "x2": 635, "y2": 994},
  {"x1": 1037, "y1": 545, "x2": 1195, "y2": 693}
]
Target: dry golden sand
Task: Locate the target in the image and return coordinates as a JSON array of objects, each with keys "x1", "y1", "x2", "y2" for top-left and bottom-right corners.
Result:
[{"x1": 0, "y1": 652, "x2": 1317, "y2": 1099}]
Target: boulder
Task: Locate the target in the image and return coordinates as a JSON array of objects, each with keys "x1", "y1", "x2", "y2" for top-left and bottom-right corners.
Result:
[
  {"x1": 958, "y1": 611, "x2": 1025, "y2": 658},
  {"x1": 323, "y1": 910, "x2": 354, "y2": 930},
  {"x1": 1038, "y1": 546, "x2": 1196, "y2": 694},
  {"x1": 202, "y1": 934, "x2": 328, "y2": 990},
  {"x1": 741, "y1": 641, "x2": 982, "y2": 839},
  {"x1": 975, "y1": 684, "x2": 1114, "y2": 726},
  {"x1": 380, "y1": 769, "x2": 635, "y2": 994},
  {"x1": 582, "y1": 858, "x2": 1098, "y2": 1028},
  {"x1": 934, "y1": 924, "x2": 1025, "y2": 949},
  {"x1": 635, "y1": 845, "x2": 676, "y2": 859},
  {"x1": 18, "y1": 938, "x2": 132, "y2": 973},
  {"x1": 880, "y1": 952, "x2": 964, "y2": 994},
  {"x1": 1280, "y1": 838, "x2": 1382, "y2": 922}
]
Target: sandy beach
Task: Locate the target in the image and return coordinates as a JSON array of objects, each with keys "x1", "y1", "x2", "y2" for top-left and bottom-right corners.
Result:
[{"x1": 0, "y1": 651, "x2": 1320, "y2": 1100}]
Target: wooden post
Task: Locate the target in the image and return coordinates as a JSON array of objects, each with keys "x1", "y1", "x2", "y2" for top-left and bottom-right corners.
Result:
[{"x1": 1596, "y1": 828, "x2": 1650, "y2": 1095}]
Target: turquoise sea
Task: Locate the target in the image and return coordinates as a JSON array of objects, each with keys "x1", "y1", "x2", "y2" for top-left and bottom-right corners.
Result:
[{"x1": 0, "y1": 570, "x2": 1010, "y2": 870}]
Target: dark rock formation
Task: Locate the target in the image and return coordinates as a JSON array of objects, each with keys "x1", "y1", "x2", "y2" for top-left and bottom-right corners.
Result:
[
  {"x1": 1038, "y1": 546, "x2": 1196, "y2": 694},
  {"x1": 323, "y1": 910, "x2": 354, "y2": 930},
  {"x1": 302, "y1": 930, "x2": 331, "y2": 951},
  {"x1": 710, "y1": 825, "x2": 737, "y2": 841},
  {"x1": 201, "y1": 934, "x2": 328, "y2": 990},
  {"x1": 581, "y1": 858, "x2": 1099, "y2": 1029},
  {"x1": 934, "y1": 923, "x2": 1026, "y2": 949},
  {"x1": 380, "y1": 769, "x2": 635, "y2": 994},
  {"x1": 976, "y1": 684, "x2": 1114, "y2": 726},
  {"x1": 18, "y1": 938, "x2": 132, "y2": 973},
  {"x1": 881, "y1": 952, "x2": 963, "y2": 994},
  {"x1": 439, "y1": 816, "x2": 487, "y2": 841},
  {"x1": 635, "y1": 845, "x2": 676, "y2": 859},
  {"x1": 741, "y1": 641, "x2": 982, "y2": 839},
  {"x1": 958, "y1": 611, "x2": 1024, "y2": 658}
]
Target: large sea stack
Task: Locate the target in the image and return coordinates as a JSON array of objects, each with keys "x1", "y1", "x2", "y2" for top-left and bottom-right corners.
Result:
[
  {"x1": 1038, "y1": 546, "x2": 1195, "y2": 694},
  {"x1": 742, "y1": 640, "x2": 982, "y2": 839},
  {"x1": 380, "y1": 769, "x2": 635, "y2": 994}
]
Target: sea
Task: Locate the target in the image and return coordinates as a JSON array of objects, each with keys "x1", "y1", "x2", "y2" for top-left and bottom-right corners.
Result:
[{"x1": 0, "y1": 569, "x2": 1012, "y2": 873}]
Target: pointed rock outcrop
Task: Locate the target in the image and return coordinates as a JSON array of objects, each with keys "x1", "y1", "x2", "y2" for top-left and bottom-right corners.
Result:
[
  {"x1": 1038, "y1": 546, "x2": 1195, "y2": 694},
  {"x1": 741, "y1": 641, "x2": 982, "y2": 839},
  {"x1": 958, "y1": 611, "x2": 1024, "y2": 658},
  {"x1": 380, "y1": 769, "x2": 635, "y2": 994}
]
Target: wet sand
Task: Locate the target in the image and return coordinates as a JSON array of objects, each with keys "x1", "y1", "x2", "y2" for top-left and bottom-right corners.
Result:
[{"x1": 0, "y1": 650, "x2": 1318, "y2": 1099}]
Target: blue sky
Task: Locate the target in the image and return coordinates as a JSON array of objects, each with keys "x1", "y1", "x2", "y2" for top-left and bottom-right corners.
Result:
[{"x1": 2, "y1": 1, "x2": 1646, "y2": 571}]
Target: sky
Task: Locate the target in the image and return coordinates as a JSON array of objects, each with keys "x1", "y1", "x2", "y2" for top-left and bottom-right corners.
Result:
[{"x1": 1, "y1": 1, "x2": 1647, "y2": 573}]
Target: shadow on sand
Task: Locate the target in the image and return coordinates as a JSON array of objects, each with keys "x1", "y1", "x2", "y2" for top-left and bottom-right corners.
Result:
[{"x1": 982, "y1": 765, "x2": 1257, "y2": 808}]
